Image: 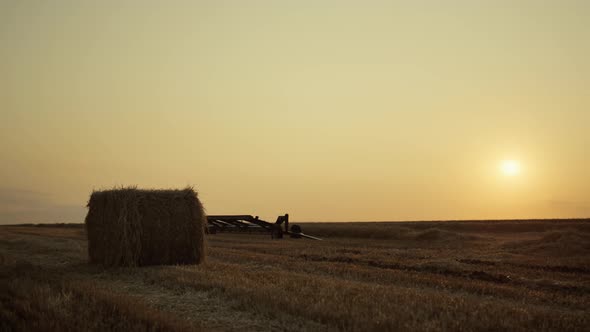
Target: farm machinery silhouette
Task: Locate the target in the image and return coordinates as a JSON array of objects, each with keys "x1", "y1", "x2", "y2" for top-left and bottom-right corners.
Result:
[{"x1": 207, "y1": 214, "x2": 322, "y2": 240}]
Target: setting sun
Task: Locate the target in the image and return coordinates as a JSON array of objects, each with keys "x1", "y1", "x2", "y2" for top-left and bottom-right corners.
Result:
[{"x1": 500, "y1": 160, "x2": 521, "y2": 176}]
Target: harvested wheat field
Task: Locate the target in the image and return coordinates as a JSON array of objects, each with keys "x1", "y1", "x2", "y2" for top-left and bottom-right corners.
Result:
[{"x1": 1, "y1": 219, "x2": 589, "y2": 331}]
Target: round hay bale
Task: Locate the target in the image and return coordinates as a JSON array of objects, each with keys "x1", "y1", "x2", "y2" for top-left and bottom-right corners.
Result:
[{"x1": 85, "y1": 187, "x2": 206, "y2": 267}]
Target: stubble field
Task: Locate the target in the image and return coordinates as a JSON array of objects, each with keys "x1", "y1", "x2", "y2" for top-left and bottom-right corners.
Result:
[{"x1": 1, "y1": 219, "x2": 589, "y2": 331}]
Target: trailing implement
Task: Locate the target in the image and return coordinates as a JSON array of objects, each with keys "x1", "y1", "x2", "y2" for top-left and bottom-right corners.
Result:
[{"x1": 207, "y1": 214, "x2": 322, "y2": 240}]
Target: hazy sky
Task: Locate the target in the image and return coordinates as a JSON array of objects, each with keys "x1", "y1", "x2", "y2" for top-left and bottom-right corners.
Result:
[{"x1": 1, "y1": 1, "x2": 589, "y2": 223}]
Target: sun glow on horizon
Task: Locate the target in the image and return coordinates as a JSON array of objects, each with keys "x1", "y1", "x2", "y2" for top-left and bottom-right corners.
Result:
[{"x1": 500, "y1": 160, "x2": 521, "y2": 176}]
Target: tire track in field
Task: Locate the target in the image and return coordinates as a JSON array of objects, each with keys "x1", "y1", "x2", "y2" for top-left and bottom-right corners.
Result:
[{"x1": 69, "y1": 270, "x2": 327, "y2": 332}]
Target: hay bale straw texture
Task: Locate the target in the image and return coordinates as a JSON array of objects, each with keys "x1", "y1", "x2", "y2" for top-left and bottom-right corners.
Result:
[{"x1": 85, "y1": 187, "x2": 206, "y2": 267}]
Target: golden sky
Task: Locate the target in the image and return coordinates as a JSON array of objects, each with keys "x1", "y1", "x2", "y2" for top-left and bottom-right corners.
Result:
[{"x1": 1, "y1": 1, "x2": 589, "y2": 223}]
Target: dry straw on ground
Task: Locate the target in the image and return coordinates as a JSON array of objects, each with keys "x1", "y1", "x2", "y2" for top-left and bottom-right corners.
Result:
[{"x1": 85, "y1": 187, "x2": 206, "y2": 267}]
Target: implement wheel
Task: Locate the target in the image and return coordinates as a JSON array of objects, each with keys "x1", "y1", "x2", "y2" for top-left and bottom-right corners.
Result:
[{"x1": 290, "y1": 224, "x2": 302, "y2": 238}]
